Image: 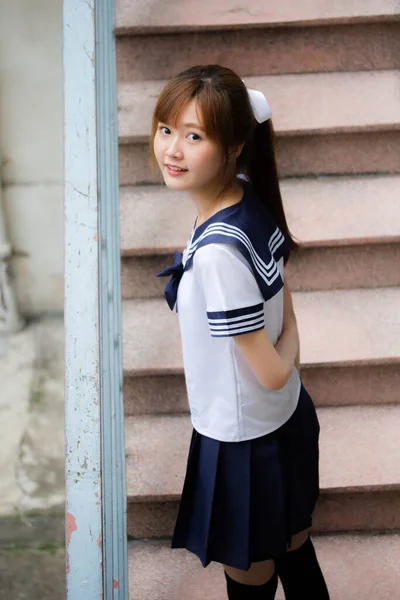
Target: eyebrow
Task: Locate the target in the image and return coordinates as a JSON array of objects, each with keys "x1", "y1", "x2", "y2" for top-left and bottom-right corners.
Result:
[
  {"x1": 182, "y1": 122, "x2": 205, "y2": 131},
  {"x1": 160, "y1": 120, "x2": 205, "y2": 132}
]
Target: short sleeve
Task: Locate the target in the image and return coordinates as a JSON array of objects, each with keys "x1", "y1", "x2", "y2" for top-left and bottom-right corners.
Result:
[{"x1": 194, "y1": 243, "x2": 265, "y2": 338}]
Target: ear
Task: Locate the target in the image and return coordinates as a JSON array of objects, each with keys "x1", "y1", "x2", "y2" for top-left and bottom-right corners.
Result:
[{"x1": 229, "y1": 143, "x2": 245, "y2": 162}]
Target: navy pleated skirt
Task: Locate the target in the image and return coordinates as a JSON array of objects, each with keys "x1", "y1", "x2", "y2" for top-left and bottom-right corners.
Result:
[{"x1": 171, "y1": 384, "x2": 320, "y2": 570}]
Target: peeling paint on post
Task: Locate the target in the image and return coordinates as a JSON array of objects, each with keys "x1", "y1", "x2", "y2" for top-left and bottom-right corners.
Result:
[
  {"x1": 64, "y1": 0, "x2": 127, "y2": 597},
  {"x1": 66, "y1": 513, "x2": 78, "y2": 547}
]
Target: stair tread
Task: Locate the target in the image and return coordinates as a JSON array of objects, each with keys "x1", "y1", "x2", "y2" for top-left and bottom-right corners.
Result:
[
  {"x1": 118, "y1": 70, "x2": 400, "y2": 143},
  {"x1": 122, "y1": 288, "x2": 400, "y2": 373},
  {"x1": 120, "y1": 175, "x2": 400, "y2": 255},
  {"x1": 127, "y1": 533, "x2": 400, "y2": 599},
  {"x1": 125, "y1": 405, "x2": 400, "y2": 503},
  {"x1": 116, "y1": 0, "x2": 399, "y2": 33}
]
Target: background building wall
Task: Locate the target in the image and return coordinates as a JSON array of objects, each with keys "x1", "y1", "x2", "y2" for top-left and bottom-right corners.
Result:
[
  {"x1": 0, "y1": 0, "x2": 65, "y2": 539},
  {"x1": 0, "y1": 0, "x2": 63, "y2": 316}
]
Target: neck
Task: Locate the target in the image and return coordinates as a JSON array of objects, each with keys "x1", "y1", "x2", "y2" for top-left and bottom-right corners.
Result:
[{"x1": 189, "y1": 175, "x2": 244, "y2": 228}]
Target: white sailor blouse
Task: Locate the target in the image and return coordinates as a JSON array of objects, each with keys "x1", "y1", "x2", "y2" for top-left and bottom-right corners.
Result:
[{"x1": 157, "y1": 181, "x2": 301, "y2": 442}]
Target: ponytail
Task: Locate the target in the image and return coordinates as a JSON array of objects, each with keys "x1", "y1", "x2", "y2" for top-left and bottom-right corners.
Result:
[{"x1": 247, "y1": 121, "x2": 298, "y2": 251}]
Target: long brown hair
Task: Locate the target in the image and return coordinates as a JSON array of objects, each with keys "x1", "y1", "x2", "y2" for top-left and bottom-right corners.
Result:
[{"x1": 149, "y1": 64, "x2": 298, "y2": 250}]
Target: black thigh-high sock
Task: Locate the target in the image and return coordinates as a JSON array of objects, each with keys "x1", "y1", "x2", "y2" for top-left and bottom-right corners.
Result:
[
  {"x1": 224, "y1": 570, "x2": 278, "y2": 599},
  {"x1": 275, "y1": 536, "x2": 330, "y2": 599}
]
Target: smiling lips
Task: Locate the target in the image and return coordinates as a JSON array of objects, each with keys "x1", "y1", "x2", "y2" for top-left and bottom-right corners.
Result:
[
  {"x1": 165, "y1": 165, "x2": 187, "y2": 171},
  {"x1": 165, "y1": 164, "x2": 188, "y2": 176}
]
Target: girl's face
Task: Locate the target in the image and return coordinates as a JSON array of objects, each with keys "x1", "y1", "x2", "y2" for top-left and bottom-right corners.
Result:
[{"x1": 153, "y1": 99, "x2": 226, "y2": 193}]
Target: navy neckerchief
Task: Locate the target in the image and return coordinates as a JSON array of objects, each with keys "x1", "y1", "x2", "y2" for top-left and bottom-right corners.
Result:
[
  {"x1": 156, "y1": 249, "x2": 184, "y2": 311},
  {"x1": 157, "y1": 182, "x2": 290, "y2": 311}
]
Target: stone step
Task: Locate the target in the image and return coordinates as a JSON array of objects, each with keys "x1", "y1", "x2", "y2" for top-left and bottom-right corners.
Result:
[
  {"x1": 120, "y1": 175, "x2": 400, "y2": 296},
  {"x1": 127, "y1": 533, "x2": 400, "y2": 599},
  {"x1": 122, "y1": 289, "x2": 400, "y2": 372},
  {"x1": 117, "y1": 23, "x2": 400, "y2": 83},
  {"x1": 116, "y1": 0, "x2": 399, "y2": 34},
  {"x1": 118, "y1": 70, "x2": 400, "y2": 143},
  {"x1": 122, "y1": 243, "x2": 400, "y2": 301},
  {"x1": 120, "y1": 131, "x2": 400, "y2": 184},
  {"x1": 122, "y1": 288, "x2": 400, "y2": 414},
  {"x1": 120, "y1": 175, "x2": 400, "y2": 256},
  {"x1": 124, "y1": 406, "x2": 400, "y2": 538},
  {"x1": 118, "y1": 70, "x2": 400, "y2": 183}
]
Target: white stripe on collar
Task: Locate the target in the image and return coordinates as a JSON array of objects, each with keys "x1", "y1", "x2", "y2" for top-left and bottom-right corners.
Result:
[{"x1": 186, "y1": 222, "x2": 284, "y2": 287}]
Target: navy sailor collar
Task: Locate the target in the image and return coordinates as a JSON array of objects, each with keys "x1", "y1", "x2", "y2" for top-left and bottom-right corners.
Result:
[{"x1": 157, "y1": 182, "x2": 290, "y2": 310}]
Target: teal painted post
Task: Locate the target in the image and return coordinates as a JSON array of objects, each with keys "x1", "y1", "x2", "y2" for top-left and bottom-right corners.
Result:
[
  {"x1": 64, "y1": 0, "x2": 128, "y2": 597},
  {"x1": 96, "y1": 1, "x2": 128, "y2": 597}
]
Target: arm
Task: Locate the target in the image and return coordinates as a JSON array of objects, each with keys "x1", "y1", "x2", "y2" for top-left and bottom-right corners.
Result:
[
  {"x1": 234, "y1": 282, "x2": 300, "y2": 390},
  {"x1": 195, "y1": 244, "x2": 299, "y2": 389},
  {"x1": 281, "y1": 281, "x2": 300, "y2": 372},
  {"x1": 234, "y1": 313, "x2": 299, "y2": 391}
]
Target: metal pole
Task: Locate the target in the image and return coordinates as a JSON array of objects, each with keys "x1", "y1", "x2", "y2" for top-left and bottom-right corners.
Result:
[{"x1": 64, "y1": 0, "x2": 128, "y2": 597}]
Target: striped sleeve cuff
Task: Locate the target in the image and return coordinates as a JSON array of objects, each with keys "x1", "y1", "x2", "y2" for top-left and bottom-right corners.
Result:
[{"x1": 207, "y1": 303, "x2": 265, "y2": 338}]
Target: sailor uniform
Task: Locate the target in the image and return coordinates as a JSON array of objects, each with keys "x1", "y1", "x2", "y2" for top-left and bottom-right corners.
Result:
[{"x1": 157, "y1": 180, "x2": 320, "y2": 569}]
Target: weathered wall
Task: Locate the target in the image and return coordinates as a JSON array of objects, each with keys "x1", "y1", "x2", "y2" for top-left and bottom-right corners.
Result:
[{"x1": 0, "y1": 0, "x2": 63, "y2": 315}]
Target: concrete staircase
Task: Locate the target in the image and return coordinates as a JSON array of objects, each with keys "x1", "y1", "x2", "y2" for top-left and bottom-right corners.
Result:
[{"x1": 116, "y1": 1, "x2": 400, "y2": 597}]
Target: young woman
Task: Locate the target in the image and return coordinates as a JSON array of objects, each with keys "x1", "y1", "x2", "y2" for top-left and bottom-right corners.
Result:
[{"x1": 152, "y1": 65, "x2": 330, "y2": 599}]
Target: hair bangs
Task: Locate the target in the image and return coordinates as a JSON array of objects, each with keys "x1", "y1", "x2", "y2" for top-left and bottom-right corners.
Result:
[
  {"x1": 155, "y1": 80, "x2": 196, "y2": 130},
  {"x1": 153, "y1": 80, "x2": 228, "y2": 141}
]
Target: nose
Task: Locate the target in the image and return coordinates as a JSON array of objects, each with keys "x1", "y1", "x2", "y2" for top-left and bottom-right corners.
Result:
[{"x1": 166, "y1": 136, "x2": 183, "y2": 160}]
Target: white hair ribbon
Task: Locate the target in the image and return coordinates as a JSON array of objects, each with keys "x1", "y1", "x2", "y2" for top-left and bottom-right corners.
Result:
[{"x1": 242, "y1": 80, "x2": 272, "y2": 123}]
